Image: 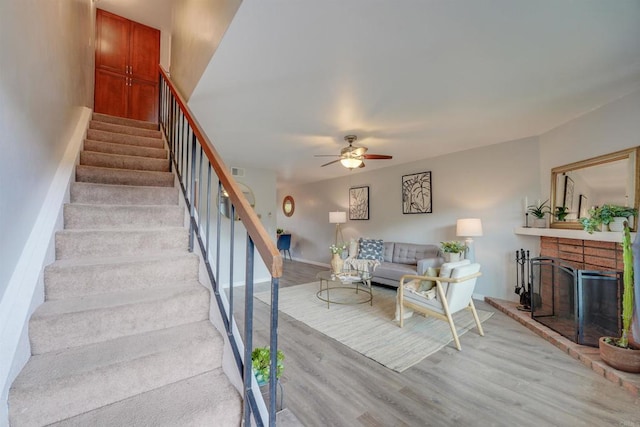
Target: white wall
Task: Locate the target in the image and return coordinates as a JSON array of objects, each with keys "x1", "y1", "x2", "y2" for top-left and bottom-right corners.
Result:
[
  {"x1": 198, "y1": 166, "x2": 277, "y2": 287},
  {"x1": 171, "y1": 0, "x2": 241, "y2": 99},
  {"x1": 278, "y1": 136, "x2": 542, "y2": 300},
  {"x1": 0, "y1": 0, "x2": 94, "y2": 300}
]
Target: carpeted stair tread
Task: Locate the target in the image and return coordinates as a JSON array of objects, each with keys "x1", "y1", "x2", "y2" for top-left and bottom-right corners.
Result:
[
  {"x1": 84, "y1": 139, "x2": 168, "y2": 159},
  {"x1": 45, "y1": 251, "x2": 199, "y2": 300},
  {"x1": 87, "y1": 129, "x2": 164, "y2": 149},
  {"x1": 55, "y1": 227, "x2": 188, "y2": 260},
  {"x1": 10, "y1": 322, "x2": 224, "y2": 427},
  {"x1": 92, "y1": 112, "x2": 158, "y2": 130},
  {"x1": 29, "y1": 282, "x2": 210, "y2": 354},
  {"x1": 64, "y1": 203, "x2": 183, "y2": 229},
  {"x1": 80, "y1": 150, "x2": 170, "y2": 172},
  {"x1": 89, "y1": 120, "x2": 162, "y2": 138},
  {"x1": 76, "y1": 165, "x2": 174, "y2": 187},
  {"x1": 48, "y1": 370, "x2": 242, "y2": 427},
  {"x1": 71, "y1": 182, "x2": 178, "y2": 205}
]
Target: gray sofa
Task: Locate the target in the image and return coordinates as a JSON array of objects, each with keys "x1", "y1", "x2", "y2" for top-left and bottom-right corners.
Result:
[{"x1": 371, "y1": 242, "x2": 444, "y2": 287}]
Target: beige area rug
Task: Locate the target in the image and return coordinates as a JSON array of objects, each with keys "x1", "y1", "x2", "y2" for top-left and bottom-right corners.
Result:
[{"x1": 255, "y1": 282, "x2": 493, "y2": 372}]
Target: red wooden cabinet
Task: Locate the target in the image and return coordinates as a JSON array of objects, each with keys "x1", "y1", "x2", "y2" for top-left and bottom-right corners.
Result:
[{"x1": 94, "y1": 9, "x2": 160, "y2": 123}]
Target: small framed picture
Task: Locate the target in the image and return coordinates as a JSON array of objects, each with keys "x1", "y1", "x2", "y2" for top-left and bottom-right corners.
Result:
[{"x1": 349, "y1": 186, "x2": 369, "y2": 220}]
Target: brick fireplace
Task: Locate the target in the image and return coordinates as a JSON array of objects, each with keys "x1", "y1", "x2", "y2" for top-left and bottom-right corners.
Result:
[{"x1": 539, "y1": 236, "x2": 624, "y2": 271}]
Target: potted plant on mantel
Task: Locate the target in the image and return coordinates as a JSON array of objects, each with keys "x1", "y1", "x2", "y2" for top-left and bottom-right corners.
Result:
[
  {"x1": 252, "y1": 346, "x2": 284, "y2": 386},
  {"x1": 598, "y1": 223, "x2": 640, "y2": 372},
  {"x1": 527, "y1": 200, "x2": 551, "y2": 228},
  {"x1": 579, "y1": 205, "x2": 638, "y2": 233},
  {"x1": 440, "y1": 241, "x2": 467, "y2": 262}
]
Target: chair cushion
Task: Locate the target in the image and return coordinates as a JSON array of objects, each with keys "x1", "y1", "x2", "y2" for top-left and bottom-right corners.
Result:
[
  {"x1": 439, "y1": 259, "x2": 471, "y2": 278},
  {"x1": 358, "y1": 238, "x2": 384, "y2": 261}
]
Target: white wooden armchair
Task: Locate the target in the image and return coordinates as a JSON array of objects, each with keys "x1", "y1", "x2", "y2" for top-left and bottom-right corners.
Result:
[{"x1": 398, "y1": 262, "x2": 483, "y2": 350}]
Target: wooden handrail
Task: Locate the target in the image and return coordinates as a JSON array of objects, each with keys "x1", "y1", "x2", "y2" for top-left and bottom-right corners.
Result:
[{"x1": 160, "y1": 67, "x2": 283, "y2": 278}]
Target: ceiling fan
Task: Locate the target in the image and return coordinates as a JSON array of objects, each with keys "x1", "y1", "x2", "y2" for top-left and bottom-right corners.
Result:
[{"x1": 315, "y1": 135, "x2": 393, "y2": 169}]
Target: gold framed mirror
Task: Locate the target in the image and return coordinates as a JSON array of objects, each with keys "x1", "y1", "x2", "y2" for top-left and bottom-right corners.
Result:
[
  {"x1": 283, "y1": 195, "x2": 295, "y2": 217},
  {"x1": 550, "y1": 147, "x2": 639, "y2": 230}
]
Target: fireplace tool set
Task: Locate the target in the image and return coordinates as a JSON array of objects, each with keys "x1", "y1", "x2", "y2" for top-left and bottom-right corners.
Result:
[{"x1": 515, "y1": 249, "x2": 531, "y2": 311}]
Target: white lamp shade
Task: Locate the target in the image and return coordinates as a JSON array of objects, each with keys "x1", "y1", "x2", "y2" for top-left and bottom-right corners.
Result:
[
  {"x1": 456, "y1": 218, "x2": 483, "y2": 237},
  {"x1": 329, "y1": 211, "x2": 347, "y2": 224}
]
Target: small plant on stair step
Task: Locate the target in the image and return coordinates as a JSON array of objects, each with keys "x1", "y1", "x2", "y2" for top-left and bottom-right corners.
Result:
[{"x1": 252, "y1": 346, "x2": 284, "y2": 386}]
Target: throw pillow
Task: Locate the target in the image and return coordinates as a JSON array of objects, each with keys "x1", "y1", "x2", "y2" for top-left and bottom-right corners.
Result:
[
  {"x1": 419, "y1": 266, "x2": 439, "y2": 291},
  {"x1": 349, "y1": 239, "x2": 359, "y2": 258},
  {"x1": 357, "y1": 238, "x2": 384, "y2": 262}
]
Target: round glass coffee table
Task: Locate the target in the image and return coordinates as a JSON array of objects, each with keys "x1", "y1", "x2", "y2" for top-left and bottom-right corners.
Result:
[{"x1": 315, "y1": 270, "x2": 373, "y2": 309}]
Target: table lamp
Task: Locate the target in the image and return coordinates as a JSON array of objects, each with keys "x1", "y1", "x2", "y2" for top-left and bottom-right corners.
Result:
[
  {"x1": 329, "y1": 211, "x2": 346, "y2": 245},
  {"x1": 456, "y1": 218, "x2": 483, "y2": 262}
]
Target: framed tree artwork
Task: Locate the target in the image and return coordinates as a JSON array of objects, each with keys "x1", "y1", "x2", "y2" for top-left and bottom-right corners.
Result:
[
  {"x1": 349, "y1": 186, "x2": 369, "y2": 220},
  {"x1": 563, "y1": 175, "x2": 574, "y2": 211},
  {"x1": 402, "y1": 171, "x2": 432, "y2": 214}
]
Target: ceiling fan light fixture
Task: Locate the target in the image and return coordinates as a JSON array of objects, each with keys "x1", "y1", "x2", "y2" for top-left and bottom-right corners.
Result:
[{"x1": 340, "y1": 157, "x2": 363, "y2": 169}]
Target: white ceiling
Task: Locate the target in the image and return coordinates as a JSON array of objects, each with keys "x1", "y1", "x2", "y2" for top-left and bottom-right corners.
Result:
[{"x1": 103, "y1": 0, "x2": 640, "y2": 188}]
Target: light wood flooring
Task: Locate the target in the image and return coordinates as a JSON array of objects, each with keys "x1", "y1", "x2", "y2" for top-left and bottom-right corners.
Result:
[{"x1": 232, "y1": 260, "x2": 640, "y2": 426}]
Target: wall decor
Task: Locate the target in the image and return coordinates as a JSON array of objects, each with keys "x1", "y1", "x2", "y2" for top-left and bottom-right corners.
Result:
[
  {"x1": 349, "y1": 186, "x2": 369, "y2": 220},
  {"x1": 563, "y1": 175, "x2": 574, "y2": 211},
  {"x1": 578, "y1": 194, "x2": 588, "y2": 219},
  {"x1": 402, "y1": 171, "x2": 432, "y2": 214}
]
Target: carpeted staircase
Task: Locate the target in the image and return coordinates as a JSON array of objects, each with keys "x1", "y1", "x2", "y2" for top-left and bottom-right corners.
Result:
[{"x1": 9, "y1": 113, "x2": 242, "y2": 426}]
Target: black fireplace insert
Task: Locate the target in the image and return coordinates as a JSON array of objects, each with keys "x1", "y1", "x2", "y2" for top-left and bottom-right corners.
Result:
[{"x1": 530, "y1": 257, "x2": 622, "y2": 347}]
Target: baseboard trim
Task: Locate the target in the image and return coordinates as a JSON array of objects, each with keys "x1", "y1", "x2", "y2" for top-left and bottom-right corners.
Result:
[{"x1": 0, "y1": 107, "x2": 92, "y2": 423}]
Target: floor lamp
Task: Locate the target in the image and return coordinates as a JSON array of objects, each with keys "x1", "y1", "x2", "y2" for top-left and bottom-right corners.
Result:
[
  {"x1": 456, "y1": 218, "x2": 483, "y2": 262},
  {"x1": 329, "y1": 211, "x2": 346, "y2": 245}
]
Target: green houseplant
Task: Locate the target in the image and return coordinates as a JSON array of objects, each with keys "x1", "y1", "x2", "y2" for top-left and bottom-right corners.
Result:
[
  {"x1": 580, "y1": 205, "x2": 638, "y2": 233},
  {"x1": 252, "y1": 346, "x2": 284, "y2": 386},
  {"x1": 440, "y1": 241, "x2": 467, "y2": 262},
  {"x1": 599, "y1": 223, "x2": 640, "y2": 372},
  {"x1": 527, "y1": 200, "x2": 550, "y2": 228},
  {"x1": 554, "y1": 206, "x2": 569, "y2": 222}
]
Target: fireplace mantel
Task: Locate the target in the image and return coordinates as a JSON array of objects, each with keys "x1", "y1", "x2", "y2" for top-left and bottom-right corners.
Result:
[{"x1": 514, "y1": 227, "x2": 636, "y2": 243}]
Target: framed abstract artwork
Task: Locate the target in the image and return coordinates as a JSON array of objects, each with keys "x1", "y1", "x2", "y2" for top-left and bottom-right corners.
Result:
[
  {"x1": 402, "y1": 171, "x2": 432, "y2": 214},
  {"x1": 349, "y1": 186, "x2": 369, "y2": 220}
]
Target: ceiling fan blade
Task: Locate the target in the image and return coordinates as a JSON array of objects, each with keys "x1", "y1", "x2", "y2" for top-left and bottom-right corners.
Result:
[
  {"x1": 321, "y1": 159, "x2": 341, "y2": 167},
  {"x1": 352, "y1": 146, "x2": 368, "y2": 156},
  {"x1": 363, "y1": 154, "x2": 392, "y2": 160},
  {"x1": 314, "y1": 154, "x2": 340, "y2": 157}
]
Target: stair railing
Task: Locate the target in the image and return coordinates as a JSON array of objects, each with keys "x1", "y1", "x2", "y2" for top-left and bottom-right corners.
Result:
[{"x1": 159, "y1": 67, "x2": 282, "y2": 427}]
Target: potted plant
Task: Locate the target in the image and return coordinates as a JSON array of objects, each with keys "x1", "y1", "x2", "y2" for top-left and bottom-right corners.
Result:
[
  {"x1": 276, "y1": 228, "x2": 284, "y2": 235},
  {"x1": 580, "y1": 205, "x2": 638, "y2": 233},
  {"x1": 440, "y1": 241, "x2": 467, "y2": 262},
  {"x1": 252, "y1": 346, "x2": 284, "y2": 386},
  {"x1": 554, "y1": 206, "x2": 569, "y2": 222},
  {"x1": 598, "y1": 223, "x2": 640, "y2": 372},
  {"x1": 527, "y1": 200, "x2": 550, "y2": 228}
]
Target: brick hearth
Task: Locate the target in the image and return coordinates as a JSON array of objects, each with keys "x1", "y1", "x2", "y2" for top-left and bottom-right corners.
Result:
[{"x1": 486, "y1": 297, "x2": 640, "y2": 398}]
